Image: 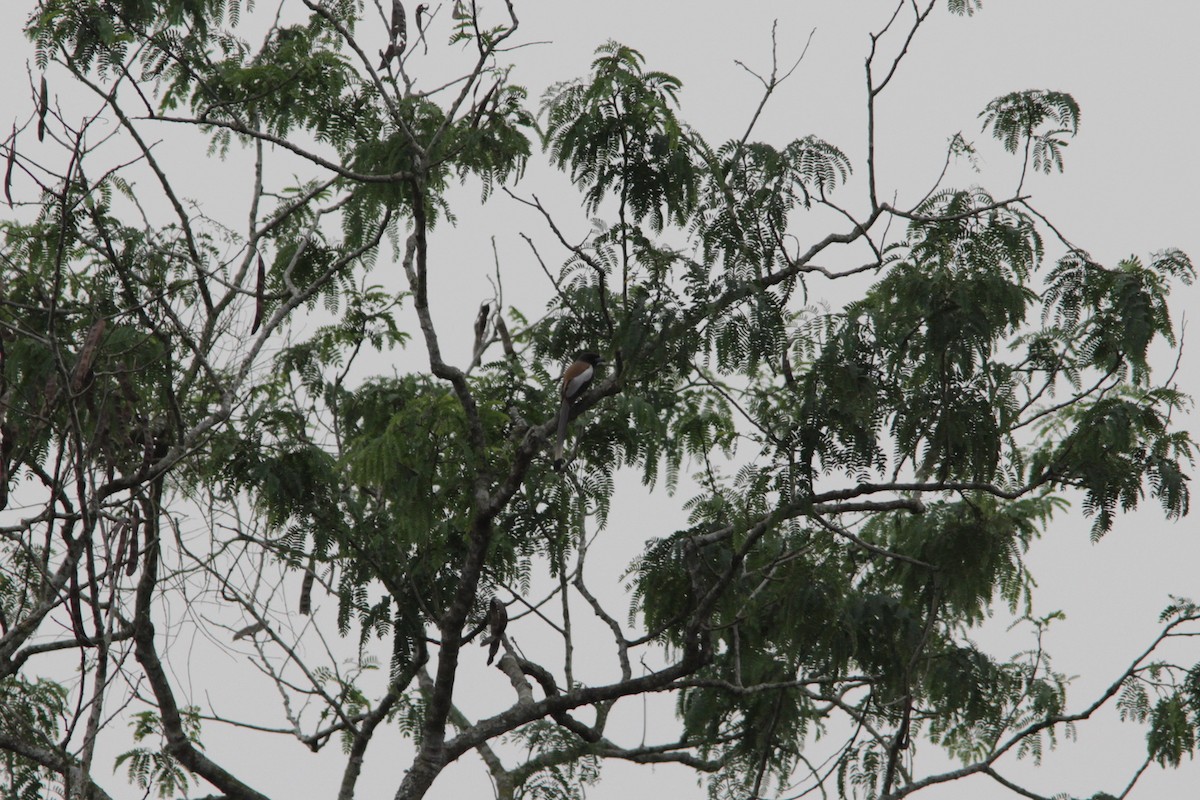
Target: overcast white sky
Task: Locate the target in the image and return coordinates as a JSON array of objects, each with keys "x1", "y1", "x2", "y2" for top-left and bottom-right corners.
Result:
[{"x1": 2, "y1": 1, "x2": 1199, "y2": 798}]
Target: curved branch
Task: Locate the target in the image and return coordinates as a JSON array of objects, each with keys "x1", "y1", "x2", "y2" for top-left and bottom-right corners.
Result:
[{"x1": 132, "y1": 516, "x2": 272, "y2": 800}]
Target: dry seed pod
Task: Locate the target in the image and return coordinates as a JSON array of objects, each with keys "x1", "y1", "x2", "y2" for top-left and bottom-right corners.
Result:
[
  {"x1": 251, "y1": 253, "x2": 266, "y2": 334},
  {"x1": 37, "y1": 76, "x2": 48, "y2": 142},
  {"x1": 298, "y1": 562, "x2": 315, "y2": 615}
]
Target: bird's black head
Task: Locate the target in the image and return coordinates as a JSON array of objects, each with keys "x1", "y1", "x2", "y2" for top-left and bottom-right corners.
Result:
[{"x1": 575, "y1": 351, "x2": 605, "y2": 367}]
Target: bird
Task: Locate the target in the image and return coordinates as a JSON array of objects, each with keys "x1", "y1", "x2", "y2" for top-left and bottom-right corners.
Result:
[
  {"x1": 378, "y1": 0, "x2": 407, "y2": 68},
  {"x1": 552, "y1": 351, "x2": 605, "y2": 471},
  {"x1": 485, "y1": 596, "x2": 508, "y2": 665},
  {"x1": 232, "y1": 621, "x2": 266, "y2": 641},
  {"x1": 469, "y1": 302, "x2": 489, "y2": 368}
]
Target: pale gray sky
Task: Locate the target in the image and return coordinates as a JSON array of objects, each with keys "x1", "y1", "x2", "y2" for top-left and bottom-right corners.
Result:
[{"x1": 2, "y1": 2, "x2": 1198, "y2": 798}]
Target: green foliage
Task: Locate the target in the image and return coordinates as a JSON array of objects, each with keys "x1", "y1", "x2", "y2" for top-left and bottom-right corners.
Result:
[
  {"x1": 695, "y1": 136, "x2": 851, "y2": 280},
  {"x1": 0, "y1": 676, "x2": 66, "y2": 799},
  {"x1": 981, "y1": 89, "x2": 1080, "y2": 174},
  {"x1": 184, "y1": 21, "x2": 365, "y2": 140},
  {"x1": 4, "y1": 3, "x2": 1196, "y2": 799},
  {"x1": 1043, "y1": 252, "x2": 1194, "y2": 382},
  {"x1": 1147, "y1": 694, "x2": 1196, "y2": 767},
  {"x1": 1031, "y1": 387, "x2": 1192, "y2": 538},
  {"x1": 508, "y1": 722, "x2": 601, "y2": 800},
  {"x1": 0, "y1": 206, "x2": 181, "y2": 485},
  {"x1": 115, "y1": 708, "x2": 202, "y2": 798},
  {"x1": 867, "y1": 494, "x2": 1057, "y2": 619},
  {"x1": 1119, "y1": 676, "x2": 1151, "y2": 723},
  {"x1": 948, "y1": 0, "x2": 984, "y2": 16},
  {"x1": 543, "y1": 42, "x2": 699, "y2": 231},
  {"x1": 29, "y1": 0, "x2": 249, "y2": 72}
]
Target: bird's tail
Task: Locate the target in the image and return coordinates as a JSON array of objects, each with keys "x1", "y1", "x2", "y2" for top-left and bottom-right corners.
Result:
[{"x1": 553, "y1": 397, "x2": 570, "y2": 470}]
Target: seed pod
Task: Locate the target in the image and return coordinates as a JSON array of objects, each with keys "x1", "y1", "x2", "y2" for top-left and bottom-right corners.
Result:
[
  {"x1": 251, "y1": 253, "x2": 266, "y2": 334},
  {"x1": 37, "y1": 76, "x2": 48, "y2": 142},
  {"x1": 113, "y1": 519, "x2": 128, "y2": 576},
  {"x1": 4, "y1": 124, "x2": 15, "y2": 206},
  {"x1": 299, "y1": 562, "x2": 315, "y2": 615},
  {"x1": 71, "y1": 319, "x2": 107, "y2": 394}
]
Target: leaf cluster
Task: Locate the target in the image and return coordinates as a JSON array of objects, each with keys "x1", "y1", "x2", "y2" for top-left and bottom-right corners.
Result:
[{"x1": 542, "y1": 42, "x2": 698, "y2": 232}]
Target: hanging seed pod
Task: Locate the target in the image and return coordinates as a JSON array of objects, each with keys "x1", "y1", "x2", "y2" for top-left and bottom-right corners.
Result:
[
  {"x1": 126, "y1": 502, "x2": 141, "y2": 577},
  {"x1": 4, "y1": 124, "x2": 15, "y2": 206},
  {"x1": 37, "y1": 76, "x2": 48, "y2": 142},
  {"x1": 251, "y1": 253, "x2": 266, "y2": 334},
  {"x1": 298, "y1": 562, "x2": 315, "y2": 615},
  {"x1": 71, "y1": 319, "x2": 106, "y2": 394},
  {"x1": 112, "y1": 519, "x2": 129, "y2": 576},
  {"x1": 68, "y1": 568, "x2": 86, "y2": 641}
]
